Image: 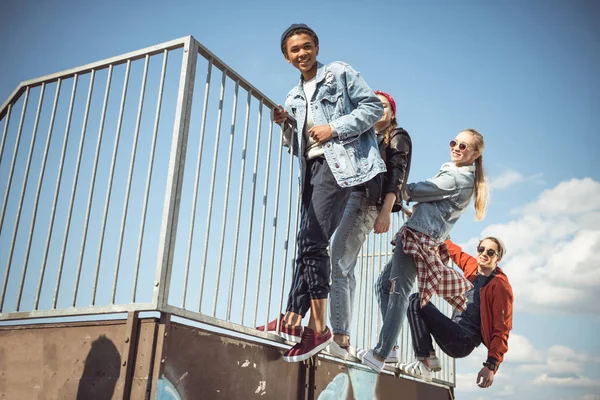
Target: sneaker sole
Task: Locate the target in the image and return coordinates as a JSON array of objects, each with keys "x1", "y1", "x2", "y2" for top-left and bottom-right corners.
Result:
[
  {"x1": 282, "y1": 336, "x2": 333, "y2": 363},
  {"x1": 279, "y1": 331, "x2": 302, "y2": 344},
  {"x1": 398, "y1": 367, "x2": 433, "y2": 382},
  {"x1": 362, "y1": 354, "x2": 384, "y2": 373}
]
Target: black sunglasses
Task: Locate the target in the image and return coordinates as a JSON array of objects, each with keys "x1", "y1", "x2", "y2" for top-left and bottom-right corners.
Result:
[
  {"x1": 449, "y1": 140, "x2": 469, "y2": 151},
  {"x1": 477, "y1": 246, "x2": 498, "y2": 257}
]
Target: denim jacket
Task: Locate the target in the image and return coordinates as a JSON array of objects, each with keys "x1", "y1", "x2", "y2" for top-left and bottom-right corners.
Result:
[
  {"x1": 404, "y1": 162, "x2": 476, "y2": 242},
  {"x1": 283, "y1": 61, "x2": 386, "y2": 189}
]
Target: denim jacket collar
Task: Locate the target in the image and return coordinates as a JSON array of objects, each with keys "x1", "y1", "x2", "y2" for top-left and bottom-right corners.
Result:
[{"x1": 440, "y1": 162, "x2": 476, "y2": 173}]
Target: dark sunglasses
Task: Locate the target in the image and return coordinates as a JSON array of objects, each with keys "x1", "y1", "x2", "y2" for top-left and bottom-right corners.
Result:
[
  {"x1": 449, "y1": 140, "x2": 469, "y2": 151},
  {"x1": 477, "y1": 246, "x2": 498, "y2": 257}
]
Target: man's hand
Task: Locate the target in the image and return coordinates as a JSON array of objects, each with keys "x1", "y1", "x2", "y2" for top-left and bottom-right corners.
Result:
[
  {"x1": 373, "y1": 211, "x2": 391, "y2": 234},
  {"x1": 308, "y1": 124, "x2": 332, "y2": 144},
  {"x1": 272, "y1": 105, "x2": 289, "y2": 125},
  {"x1": 476, "y1": 367, "x2": 494, "y2": 388}
]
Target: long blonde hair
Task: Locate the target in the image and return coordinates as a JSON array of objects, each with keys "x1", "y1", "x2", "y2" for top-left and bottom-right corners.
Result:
[{"x1": 461, "y1": 129, "x2": 488, "y2": 220}]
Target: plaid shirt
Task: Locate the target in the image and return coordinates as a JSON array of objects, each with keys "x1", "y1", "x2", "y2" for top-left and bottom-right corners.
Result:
[{"x1": 394, "y1": 226, "x2": 473, "y2": 311}]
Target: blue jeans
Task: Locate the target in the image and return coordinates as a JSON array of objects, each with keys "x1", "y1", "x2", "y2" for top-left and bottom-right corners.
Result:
[
  {"x1": 329, "y1": 191, "x2": 378, "y2": 336},
  {"x1": 286, "y1": 158, "x2": 352, "y2": 316},
  {"x1": 373, "y1": 234, "x2": 417, "y2": 358}
]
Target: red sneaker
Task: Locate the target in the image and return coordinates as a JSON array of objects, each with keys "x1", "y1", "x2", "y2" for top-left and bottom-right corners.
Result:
[
  {"x1": 282, "y1": 327, "x2": 333, "y2": 363},
  {"x1": 256, "y1": 314, "x2": 302, "y2": 343}
]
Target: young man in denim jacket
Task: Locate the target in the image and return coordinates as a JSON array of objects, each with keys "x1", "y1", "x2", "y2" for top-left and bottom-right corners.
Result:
[{"x1": 270, "y1": 23, "x2": 385, "y2": 362}]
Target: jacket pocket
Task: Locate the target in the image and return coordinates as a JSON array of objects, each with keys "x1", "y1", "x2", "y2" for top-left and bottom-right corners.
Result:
[{"x1": 320, "y1": 92, "x2": 343, "y2": 120}]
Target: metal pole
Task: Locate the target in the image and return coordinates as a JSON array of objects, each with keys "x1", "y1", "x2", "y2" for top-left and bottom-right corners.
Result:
[
  {"x1": 197, "y1": 68, "x2": 227, "y2": 312},
  {"x1": 35, "y1": 75, "x2": 78, "y2": 310},
  {"x1": 129, "y1": 52, "x2": 167, "y2": 303},
  {"x1": 225, "y1": 90, "x2": 252, "y2": 321},
  {"x1": 153, "y1": 36, "x2": 197, "y2": 310},
  {"x1": 53, "y1": 71, "x2": 95, "y2": 308},
  {"x1": 93, "y1": 60, "x2": 132, "y2": 305},
  {"x1": 251, "y1": 119, "x2": 275, "y2": 327},
  {"x1": 72, "y1": 65, "x2": 114, "y2": 307},
  {"x1": 0, "y1": 86, "x2": 43, "y2": 311},
  {"x1": 239, "y1": 101, "x2": 263, "y2": 324},
  {"x1": 212, "y1": 81, "x2": 240, "y2": 317},
  {"x1": 180, "y1": 59, "x2": 212, "y2": 308},
  {"x1": 16, "y1": 80, "x2": 62, "y2": 311}
]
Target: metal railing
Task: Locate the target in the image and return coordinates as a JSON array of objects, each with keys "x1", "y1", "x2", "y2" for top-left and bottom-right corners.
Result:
[{"x1": 0, "y1": 36, "x2": 454, "y2": 386}]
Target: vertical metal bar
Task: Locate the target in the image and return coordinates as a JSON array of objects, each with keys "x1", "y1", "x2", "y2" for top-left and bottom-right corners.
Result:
[
  {"x1": 239, "y1": 101, "x2": 263, "y2": 323},
  {"x1": 52, "y1": 70, "x2": 96, "y2": 308},
  {"x1": 225, "y1": 90, "x2": 251, "y2": 320},
  {"x1": 275, "y1": 128, "x2": 297, "y2": 329},
  {"x1": 212, "y1": 80, "x2": 239, "y2": 317},
  {"x1": 129, "y1": 53, "x2": 166, "y2": 303},
  {"x1": 0, "y1": 85, "x2": 41, "y2": 311},
  {"x1": 53, "y1": 71, "x2": 95, "y2": 309},
  {"x1": 0, "y1": 103, "x2": 12, "y2": 166},
  {"x1": 276, "y1": 188, "x2": 300, "y2": 335},
  {"x1": 92, "y1": 60, "x2": 131, "y2": 305},
  {"x1": 72, "y1": 65, "x2": 113, "y2": 307},
  {"x1": 197, "y1": 68, "x2": 227, "y2": 312},
  {"x1": 354, "y1": 250, "x2": 363, "y2": 349},
  {"x1": 16, "y1": 80, "x2": 62, "y2": 310},
  {"x1": 361, "y1": 239, "x2": 369, "y2": 348},
  {"x1": 251, "y1": 118, "x2": 275, "y2": 327},
  {"x1": 0, "y1": 89, "x2": 29, "y2": 238},
  {"x1": 375, "y1": 229, "x2": 383, "y2": 337},
  {"x1": 368, "y1": 233, "x2": 376, "y2": 347},
  {"x1": 261, "y1": 119, "x2": 285, "y2": 329},
  {"x1": 35, "y1": 75, "x2": 78, "y2": 310},
  {"x1": 153, "y1": 37, "x2": 197, "y2": 310},
  {"x1": 180, "y1": 59, "x2": 212, "y2": 308}
]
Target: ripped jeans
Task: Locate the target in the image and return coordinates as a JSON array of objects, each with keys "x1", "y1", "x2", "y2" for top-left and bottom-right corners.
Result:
[{"x1": 373, "y1": 233, "x2": 417, "y2": 359}]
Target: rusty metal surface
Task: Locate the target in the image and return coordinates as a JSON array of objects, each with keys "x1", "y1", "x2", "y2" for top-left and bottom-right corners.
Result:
[
  {"x1": 160, "y1": 322, "x2": 305, "y2": 399},
  {"x1": 0, "y1": 317, "x2": 452, "y2": 400},
  {"x1": 0, "y1": 318, "x2": 157, "y2": 400},
  {"x1": 312, "y1": 357, "x2": 452, "y2": 400}
]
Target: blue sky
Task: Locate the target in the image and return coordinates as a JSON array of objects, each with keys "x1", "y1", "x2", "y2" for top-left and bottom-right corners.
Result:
[{"x1": 1, "y1": 1, "x2": 599, "y2": 399}]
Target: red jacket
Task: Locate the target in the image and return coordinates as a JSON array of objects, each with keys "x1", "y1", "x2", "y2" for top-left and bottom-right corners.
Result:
[{"x1": 445, "y1": 240, "x2": 514, "y2": 370}]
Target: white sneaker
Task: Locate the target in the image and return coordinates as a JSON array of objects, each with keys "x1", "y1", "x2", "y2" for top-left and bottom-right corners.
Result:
[
  {"x1": 398, "y1": 359, "x2": 433, "y2": 382},
  {"x1": 325, "y1": 342, "x2": 360, "y2": 362},
  {"x1": 428, "y1": 355, "x2": 441, "y2": 372},
  {"x1": 385, "y1": 346, "x2": 399, "y2": 363},
  {"x1": 361, "y1": 350, "x2": 385, "y2": 373}
]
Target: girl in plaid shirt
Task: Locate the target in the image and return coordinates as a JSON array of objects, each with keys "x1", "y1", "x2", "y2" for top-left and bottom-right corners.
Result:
[{"x1": 360, "y1": 129, "x2": 489, "y2": 373}]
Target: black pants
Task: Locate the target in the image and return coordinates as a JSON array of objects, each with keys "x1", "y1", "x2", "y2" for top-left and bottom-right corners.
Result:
[
  {"x1": 286, "y1": 158, "x2": 351, "y2": 317},
  {"x1": 406, "y1": 293, "x2": 476, "y2": 359}
]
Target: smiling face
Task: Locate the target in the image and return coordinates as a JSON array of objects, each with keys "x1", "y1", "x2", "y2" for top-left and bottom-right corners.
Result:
[
  {"x1": 284, "y1": 33, "x2": 319, "y2": 80},
  {"x1": 450, "y1": 130, "x2": 481, "y2": 166},
  {"x1": 477, "y1": 238, "x2": 501, "y2": 269}
]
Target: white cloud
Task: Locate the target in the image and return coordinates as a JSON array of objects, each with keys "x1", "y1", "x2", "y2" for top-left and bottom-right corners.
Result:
[
  {"x1": 582, "y1": 394, "x2": 600, "y2": 400},
  {"x1": 503, "y1": 334, "x2": 543, "y2": 364},
  {"x1": 456, "y1": 333, "x2": 600, "y2": 399},
  {"x1": 489, "y1": 169, "x2": 544, "y2": 190},
  {"x1": 471, "y1": 178, "x2": 600, "y2": 315},
  {"x1": 534, "y1": 374, "x2": 600, "y2": 389},
  {"x1": 490, "y1": 169, "x2": 524, "y2": 190}
]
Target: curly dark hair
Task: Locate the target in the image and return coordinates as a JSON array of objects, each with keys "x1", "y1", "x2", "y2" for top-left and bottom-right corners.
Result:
[{"x1": 281, "y1": 28, "x2": 319, "y2": 54}]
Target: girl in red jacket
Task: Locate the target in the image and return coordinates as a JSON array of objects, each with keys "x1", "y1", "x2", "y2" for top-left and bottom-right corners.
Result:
[{"x1": 399, "y1": 237, "x2": 513, "y2": 388}]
